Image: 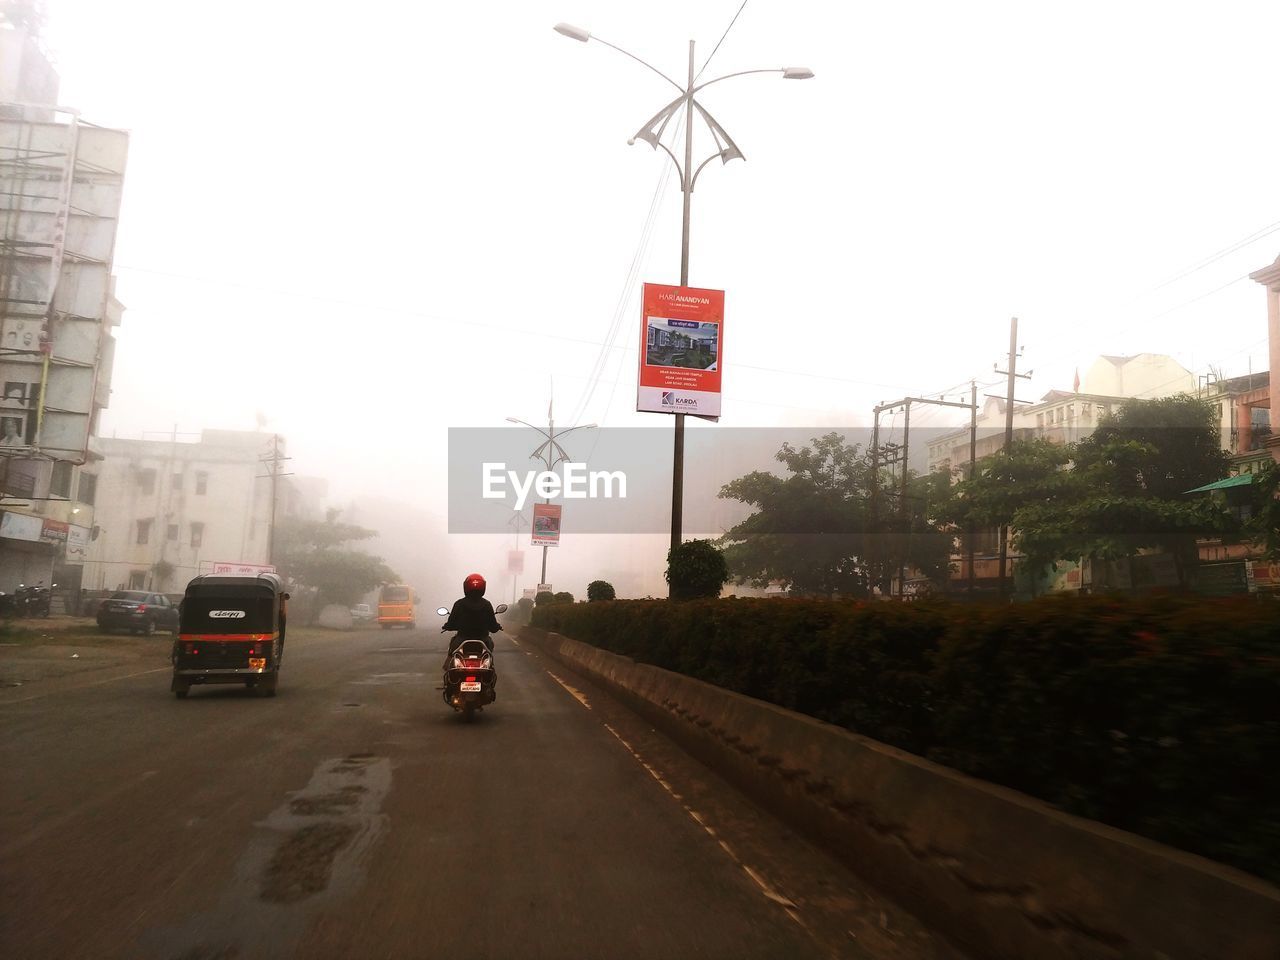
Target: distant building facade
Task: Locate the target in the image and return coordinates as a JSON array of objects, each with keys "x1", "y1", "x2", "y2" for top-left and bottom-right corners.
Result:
[{"x1": 82, "y1": 431, "x2": 323, "y2": 593}]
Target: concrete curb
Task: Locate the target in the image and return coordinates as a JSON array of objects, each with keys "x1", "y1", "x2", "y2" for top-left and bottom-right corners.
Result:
[{"x1": 520, "y1": 626, "x2": 1280, "y2": 960}]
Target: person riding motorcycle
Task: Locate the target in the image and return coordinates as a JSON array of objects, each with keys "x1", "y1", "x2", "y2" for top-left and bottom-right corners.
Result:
[{"x1": 441, "y1": 573, "x2": 501, "y2": 669}]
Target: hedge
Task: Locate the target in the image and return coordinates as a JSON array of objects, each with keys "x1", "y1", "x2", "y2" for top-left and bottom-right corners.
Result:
[{"x1": 531, "y1": 594, "x2": 1280, "y2": 884}]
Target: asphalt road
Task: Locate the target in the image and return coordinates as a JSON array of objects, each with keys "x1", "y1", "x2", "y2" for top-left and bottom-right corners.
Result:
[{"x1": 0, "y1": 625, "x2": 961, "y2": 960}]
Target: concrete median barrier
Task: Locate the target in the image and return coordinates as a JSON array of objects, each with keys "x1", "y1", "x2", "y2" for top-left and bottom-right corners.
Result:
[{"x1": 519, "y1": 626, "x2": 1280, "y2": 960}]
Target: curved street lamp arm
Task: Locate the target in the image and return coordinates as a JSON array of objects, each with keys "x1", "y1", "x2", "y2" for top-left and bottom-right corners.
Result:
[
  {"x1": 593, "y1": 36, "x2": 686, "y2": 94},
  {"x1": 691, "y1": 67, "x2": 784, "y2": 95}
]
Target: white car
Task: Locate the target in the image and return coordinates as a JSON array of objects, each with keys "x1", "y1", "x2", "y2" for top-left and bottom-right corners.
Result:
[{"x1": 350, "y1": 603, "x2": 373, "y2": 622}]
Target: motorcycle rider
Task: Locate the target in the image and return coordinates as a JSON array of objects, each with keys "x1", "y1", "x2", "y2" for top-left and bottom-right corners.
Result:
[{"x1": 441, "y1": 573, "x2": 501, "y2": 671}]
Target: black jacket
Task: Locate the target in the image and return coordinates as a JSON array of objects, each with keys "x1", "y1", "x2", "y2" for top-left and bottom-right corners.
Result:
[{"x1": 442, "y1": 595, "x2": 501, "y2": 639}]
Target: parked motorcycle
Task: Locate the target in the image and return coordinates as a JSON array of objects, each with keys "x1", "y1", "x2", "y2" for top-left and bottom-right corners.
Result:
[
  {"x1": 437, "y1": 602, "x2": 506, "y2": 720},
  {"x1": 0, "y1": 582, "x2": 54, "y2": 619},
  {"x1": 18, "y1": 583, "x2": 53, "y2": 618}
]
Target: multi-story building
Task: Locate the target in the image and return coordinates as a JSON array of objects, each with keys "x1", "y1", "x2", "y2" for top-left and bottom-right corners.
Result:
[
  {"x1": 927, "y1": 353, "x2": 1196, "y2": 477},
  {"x1": 1, "y1": 8, "x2": 128, "y2": 598},
  {"x1": 81, "y1": 431, "x2": 323, "y2": 593}
]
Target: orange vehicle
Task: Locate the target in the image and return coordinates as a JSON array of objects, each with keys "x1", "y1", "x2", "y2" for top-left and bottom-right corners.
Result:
[{"x1": 377, "y1": 583, "x2": 416, "y2": 629}]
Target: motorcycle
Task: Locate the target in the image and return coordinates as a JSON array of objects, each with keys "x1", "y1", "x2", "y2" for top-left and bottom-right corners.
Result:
[
  {"x1": 437, "y1": 603, "x2": 506, "y2": 721},
  {"x1": 0, "y1": 582, "x2": 53, "y2": 619},
  {"x1": 18, "y1": 583, "x2": 53, "y2": 618}
]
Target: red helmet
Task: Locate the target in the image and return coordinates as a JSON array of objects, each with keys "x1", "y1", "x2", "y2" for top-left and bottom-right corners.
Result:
[{"x1": 463, "y1": 573, "x2": 486, "y2": 597}]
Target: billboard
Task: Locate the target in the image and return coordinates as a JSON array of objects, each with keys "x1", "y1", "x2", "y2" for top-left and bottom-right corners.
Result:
[
  {"x1": 0, "y1": 112, "x2": 128, "y2": 463},
  {"x1": 637, "y1": 283, "x2": 724, "y2": 418},
  {"x1": 531, "y1": 502, "x2": 561, "y2": 546},
  {"x1": 212, "y1": 561, "x2": 277, "y2": 576}
]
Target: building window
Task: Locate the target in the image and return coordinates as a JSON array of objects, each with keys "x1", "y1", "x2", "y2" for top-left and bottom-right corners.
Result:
[
  {"x1": 172, "y1": 472, "x2": 183, "y2": 491},
  {"x1": 196, "y1": 472, "x2": 208, "y2": 495},
  {"x1": 78, "y1": 472, "x2": 97, "y2": 506},
  {"x1": 1036, "y1": 413, "x2": 1044, "y2": 430},
  {"x1": 190, "y1": 522, "x2": 204, "y2": 549},
  {"x1": 50, "y1": 461, "x2": 73, "y2": 498},
  {"x1": 1082, "y1": 402, "x2": 1091, "y2": 417},
  {"x1": 139, "y1": 468, "x2": 157, "y2": 495},
  {"x1": 167, "y1": 524, "x2": 179, "y2": 541},
  {"x1": 137, "y1": 518, "x2": 153, "y2": 545},
  {"x1": 1067, "y1": 404, "x2": 1075, "y2": 420},
  {"x1": 128, "y1": 570, "x2": 146, "y2": 590}
]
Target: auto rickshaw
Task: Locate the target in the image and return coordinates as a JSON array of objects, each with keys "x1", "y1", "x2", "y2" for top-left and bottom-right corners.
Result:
[{"x1": 171, "y1": 573, "x2": 289, "y2": 699}]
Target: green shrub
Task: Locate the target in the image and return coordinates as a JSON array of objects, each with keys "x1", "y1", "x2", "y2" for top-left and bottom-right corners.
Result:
[
  {"x1": 530, "y1": 593, "x2": 1280, "y2": 883},
  {"x1": 666, "y1": 539, "x2": 729, "y2": 600},
  {"x1": 587, "y1": 580, "x2": 616, "y2": 602},
  {"x1": 534, "y1": 591, "x2": 555, "y2": 606},
  {"x1": 553, "y1": 591, "x2": 575, "y2": 605}
]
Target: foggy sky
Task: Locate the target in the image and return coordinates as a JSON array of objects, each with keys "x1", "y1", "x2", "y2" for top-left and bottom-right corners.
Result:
[{"x1": 37, "y1": 0, "x2": 1280, "y2": 599}]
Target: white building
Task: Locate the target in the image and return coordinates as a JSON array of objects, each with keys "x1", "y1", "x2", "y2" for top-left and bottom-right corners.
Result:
[
  {"x1": 927, "y1": 353, "x2": 1197, "y2": 475},
  {"x1": 1, "y1": 8, "x2": 126, "y2": 598},
  {"x1": 82, "y1": 430, "x2": 322, "y2": 593}
]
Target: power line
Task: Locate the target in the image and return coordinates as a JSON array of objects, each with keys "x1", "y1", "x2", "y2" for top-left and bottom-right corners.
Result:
[
  {"x1": 697, "y1": 0, "x2": 751, "y2": 80},
  {"x1": 1153, "y1": 218, "x2": 1280, "y2": 292}
]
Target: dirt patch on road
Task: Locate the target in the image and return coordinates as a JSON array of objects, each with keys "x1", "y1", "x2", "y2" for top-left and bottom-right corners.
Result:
[{"x1": 259, "y1": 821, "x2": 358, "y2": 904}]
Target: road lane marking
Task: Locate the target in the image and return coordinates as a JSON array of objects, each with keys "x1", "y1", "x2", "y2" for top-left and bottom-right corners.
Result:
[
  {"x1": 0, "y1": 666, "x2": 170, "y2": 706},
  {"x1": 546, "y1": 671, "x2": 591, "y2": 710},
  {"x1": 600, "y1": 721, "x2": 804, "y2": 926}
]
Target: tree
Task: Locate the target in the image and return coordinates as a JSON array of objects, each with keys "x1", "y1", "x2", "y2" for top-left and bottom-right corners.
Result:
[
  {"x1": 666, "y1": 539, "x2": 729, "y2": 600},
  {"x1": 553, "y1": 591, "x2": 576, "y2": 604},
  {"x1": 274, "y1": 510, "x2": 399, "y2": 610},
  {"x1": 949, "y1": 399, "x2": 1235, "y2": 589},
  {"x1": 587, "y1": 580, "x2": 616, "y2": 602},
  {"x1": 718, "y1": 433, "x2": 870, "y2": 596},
  {"x1": 1246, "y1": 460, "x2": 1280, "y2": 560},
  {"x1": 1074, "y1": 395, "x2": 1228, "y2": 499},
  {"x1": 535, "y1": 590, "x2": 556, "y2": 606},
  {"x1": 718, "y1": 433, "x2": 950, "y2": 596}
]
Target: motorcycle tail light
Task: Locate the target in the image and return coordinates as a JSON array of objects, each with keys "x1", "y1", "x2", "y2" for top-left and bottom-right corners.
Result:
[{"x1": 465, "y1": 675, "x2": 476, "y2": 682}]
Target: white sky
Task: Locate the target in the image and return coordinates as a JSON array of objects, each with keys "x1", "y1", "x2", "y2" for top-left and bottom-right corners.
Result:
[{"x1": 35, "y1": 0, "x2": 1280, "y2": 596}]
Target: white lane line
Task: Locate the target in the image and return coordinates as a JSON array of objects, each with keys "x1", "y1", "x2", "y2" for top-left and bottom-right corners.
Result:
[
  {"x1": 509, "y1": 637, "x2": 520, "y2": 646},
  {"x1": 599, "y1": 722, "x2": 803, "y2": 926},
  {"x1": 0, "y1": 666, "x2": 170, "y2": 706},
  {"x1": 546, "y1": 671, "x2": 592, "y2": 710}
]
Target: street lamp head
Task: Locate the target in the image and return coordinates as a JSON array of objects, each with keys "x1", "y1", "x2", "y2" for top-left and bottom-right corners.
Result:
[
  {"x1": 554, "y1": 22, "x2": 591, "y2": 43},
  {"x1": 782, "y1": 67, "x2": 815, "y2": 80}
]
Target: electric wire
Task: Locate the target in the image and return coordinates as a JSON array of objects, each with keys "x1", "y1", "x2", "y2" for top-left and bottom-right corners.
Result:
[
  {"x1": 696, "y1": 0, "x2": 751, "y2": 80},
  {"x1": 1152, "y1": 218, "x2": 1280, "y2": 293}
]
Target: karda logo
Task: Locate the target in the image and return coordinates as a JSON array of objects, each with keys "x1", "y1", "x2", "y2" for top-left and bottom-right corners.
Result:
[
  {"x1": 482, "y1": 462, "x2": 627, "y2": 511},
  {"x1": 662, "y1": 392, "x2": 698, "y2": 407},
  {"x1": 209, "y1": 610, "x2": 246, "y2": 619}
]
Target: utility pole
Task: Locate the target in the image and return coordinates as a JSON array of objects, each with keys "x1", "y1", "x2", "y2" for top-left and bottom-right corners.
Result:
[
  {"x1": 873, "y1": 394, "x2": 977, "y2": 598},
  {"x1": 899, "y1": 399, "x2": 911, "y2": 598},
  {"x1": 258, "y1": 434, "x2": 292, "y2": 569},
  {"x1": 968, "y1": 380, "x2": 977, "y2": 598},
  {"x1": 993, "y1": 318, "x2": 1032, "y2": 601}
]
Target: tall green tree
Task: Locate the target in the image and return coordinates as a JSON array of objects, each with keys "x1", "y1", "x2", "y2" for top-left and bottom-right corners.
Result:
[
  {"x1": 718, "y1": 433, "x2": 870, "y2": 597},
  {"x1": 718, "y1": 433, "x2": 951, "y2": 596},
  {"x1": 275, "y1": 510, "x2": 399, "y2": 609},
  {"x1": 948, "y1": 398, "x2": 1235, "y2": 589},
  {"x1": 1073, "y1": 394, "x2": 1228, "y2": 498}
]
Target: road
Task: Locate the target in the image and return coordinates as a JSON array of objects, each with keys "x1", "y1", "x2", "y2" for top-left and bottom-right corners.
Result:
[{"x1": 0, "y1": 625, "x2": 961, "y2": 959}]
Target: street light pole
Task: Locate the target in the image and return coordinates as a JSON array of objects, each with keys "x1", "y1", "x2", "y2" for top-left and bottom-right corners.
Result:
[
  {"x1": 554, "y1": 21, "x2": 813, "y2": 585},
  {"x1": 506, "y1": 403, "x2": 595, "y2": 593}
]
